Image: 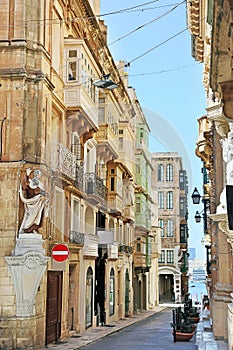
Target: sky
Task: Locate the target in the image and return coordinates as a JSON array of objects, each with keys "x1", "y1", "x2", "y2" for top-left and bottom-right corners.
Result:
[{"x1": 100, "y1": 0, "x2": 207, "y2": 259}]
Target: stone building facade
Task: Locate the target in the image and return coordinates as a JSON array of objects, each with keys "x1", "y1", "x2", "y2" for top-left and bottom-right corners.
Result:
[
  {"x1": 0, "y1": 1, "x2": 160, "y2": 349},
  {"x1": 151, "y1": 153, "x2": 189, "y2": 304},
  {"x1": 187, "y1": 0, "x2": 233, "y2": 346}
]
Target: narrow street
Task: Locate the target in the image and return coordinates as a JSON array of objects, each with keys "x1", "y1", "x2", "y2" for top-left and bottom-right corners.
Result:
[{"x1": 80, "y1": 308, "x2": 197, "y2": 350}]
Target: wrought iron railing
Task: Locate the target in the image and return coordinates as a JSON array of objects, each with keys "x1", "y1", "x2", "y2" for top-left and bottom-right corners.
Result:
[
  {"x1": 74, "y1": 164, "x2": 84, "y2": 191},
  {"x1": 85, "y1": 172, "x2": 107, "y2": 200},
  {"x1": 69, "y1": 231, "x2": 85, "y2": 245},
  {"x1": 56, "y1": 143, "x2": 76, "y2": 179}
]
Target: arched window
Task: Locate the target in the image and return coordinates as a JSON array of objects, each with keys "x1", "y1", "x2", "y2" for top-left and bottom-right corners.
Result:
[
  {"x1": 166, "y1": 164, "x2": 173, "y2": 181},
  {"x1": 166, "y1": 191, "x2": 173, "y2": 209},
  {"x1": 109, "y1": 268, "x2": 115, "y2": 315},
  {"x1": 158, "y1": 164, "x2": 164, "y2": 181},
  {"x1": 158, "y1": 192, "x2": 164, "y2": 209}
]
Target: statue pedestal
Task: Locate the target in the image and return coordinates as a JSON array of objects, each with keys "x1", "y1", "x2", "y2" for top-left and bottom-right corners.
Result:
[
  {"x1": 5, "y1": 234, "x2": 49, "y2": 317},
  {"x1": 13, "y1": 233, "x2": 45, "y2": 256}
]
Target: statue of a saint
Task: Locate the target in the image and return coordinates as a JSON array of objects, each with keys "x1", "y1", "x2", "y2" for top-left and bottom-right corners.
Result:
[
  {"x1": 19, "y1": 168, "x2": 49, "y2": 234},
  {"x1": 221, "y1": 122, "x2": 233, "y2": 185}
]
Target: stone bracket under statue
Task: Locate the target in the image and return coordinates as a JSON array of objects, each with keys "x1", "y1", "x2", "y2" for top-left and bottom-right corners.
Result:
[{"x1": 5, "y1": 233, "x2": 50, "y2": 317}]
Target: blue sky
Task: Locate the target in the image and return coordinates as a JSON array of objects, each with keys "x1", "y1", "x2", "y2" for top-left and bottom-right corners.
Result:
[{"x1": 100, "y1": 0, "x2": 207, "y2": 258}]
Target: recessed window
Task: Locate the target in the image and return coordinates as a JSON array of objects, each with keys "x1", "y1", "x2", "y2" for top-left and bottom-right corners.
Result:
[
  {"x1": 166, "y1": 164, "x2": 173, "y2": 181},
  {"x1": 167, "y1": 219, "x2": 174, "y2": 237},
  {"x1": 158, "y1": 192, "x2": 164, "y2": 209},
  {"x1": 159, "y1": 219, "x2": 164, "y2": 237},
  {"x1": 167, "y1": 250, "x2": 174, "y2": 263},
  {"x1": 158, "y1": 164, "x2": 164, "y2": 181},
  {"x1": 159, "y1": 250, "x2": 165, "y2": 263},
  {"x1": 166, "y1": 191, "x2": 173, "y2": 209}
]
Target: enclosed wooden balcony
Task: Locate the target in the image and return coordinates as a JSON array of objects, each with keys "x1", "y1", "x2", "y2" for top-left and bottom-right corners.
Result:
[
  {"x1": 133, "y1": 253, "x2": 147, "y2": 269},
  {"x1": 108, "y1": 194, "x2": 123, "y2": 216},
  {"x1": 123, "y1": 206, "x2": 135, "y2": 222}
]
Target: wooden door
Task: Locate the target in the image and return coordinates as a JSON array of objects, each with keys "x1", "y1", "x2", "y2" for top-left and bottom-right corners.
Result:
[{"x1": 45, "y1": 271, "x2": 63, "y2": 345}]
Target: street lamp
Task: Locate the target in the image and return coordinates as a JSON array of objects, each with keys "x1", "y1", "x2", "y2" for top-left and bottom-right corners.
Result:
[
  {"x1": 93, "y1": 74, "x2": 118, "y2": 90},
  {"x1": 194, "y1": 210, "x2": 202, "y2": 223},
  {"x1": 191, "y1": 187, "x2": 201, "y2": 204}
]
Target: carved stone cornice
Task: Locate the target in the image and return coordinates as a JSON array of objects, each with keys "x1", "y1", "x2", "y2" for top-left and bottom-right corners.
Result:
[{"x1": 213, "y1": 282, "x2": 233, "y2": 303}]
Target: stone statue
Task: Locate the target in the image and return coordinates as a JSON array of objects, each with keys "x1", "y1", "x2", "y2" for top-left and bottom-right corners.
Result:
[
  {"x1": 221, "y1": 122, "x2": 233, "y2": 185},
  {"x1": 19, "y1": 168, "x2": 49, "y2": 234}
]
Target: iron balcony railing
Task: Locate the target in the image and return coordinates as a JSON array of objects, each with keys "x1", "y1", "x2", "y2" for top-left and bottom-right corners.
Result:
[
  {"x1": 74, "y1": 164, "x2": 84, "y2": 191},
  {"x1": 85, "y1": 172, "x2": 108, "y2": 200},
  {"x1": 69, "y1": 231, "x2": 85, "y2": 245},
  {"x1": 52, "y1": 143, "x2": 76, "y2": 179}
]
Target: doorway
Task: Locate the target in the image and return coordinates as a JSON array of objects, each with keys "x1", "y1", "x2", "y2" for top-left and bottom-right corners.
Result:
[{"x1": 46, "y1": 271, "x2": 63, "y2": 345}]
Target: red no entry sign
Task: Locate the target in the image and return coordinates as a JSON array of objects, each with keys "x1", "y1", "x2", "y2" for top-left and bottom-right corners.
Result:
[{"x1": 51, "y1": 244, "x2": 70, "y2": 262}]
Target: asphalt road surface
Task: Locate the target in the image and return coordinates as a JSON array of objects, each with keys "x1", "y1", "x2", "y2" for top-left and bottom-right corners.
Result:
[{"x1": 80, "y1": 308, "x2": 198, "y2": 350}]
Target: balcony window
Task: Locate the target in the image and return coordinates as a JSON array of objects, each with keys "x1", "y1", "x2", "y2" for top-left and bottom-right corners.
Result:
[
  {"x1": 119, "y1": 137, "x2": 123, "y2": 150},
  {"x1": 180, "y1": 197, "x2": 186, "y2": 217},
  {"x1": 179, "y1": 170, "x2": 186, "y2": 190},
  {"x1": 67, "y1": 50, "x2": 78, "y2": 81},
  {"x1": 136, "y1": 164, "x2": 140, "y2": 173},
  {"x1": 110, "y1": 177, "x2": 115, "y2": 191},
  {"x1": 136, "y1": 202, "x2": 141, "y2": 213},
  {"x1": 180, "y1": 224, "x2": 187, "y2": 243}
]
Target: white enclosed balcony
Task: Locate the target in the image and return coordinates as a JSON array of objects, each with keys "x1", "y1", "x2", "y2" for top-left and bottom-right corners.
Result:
[
  {"x1": 64, "y1": 39, "x2": 99, "y2": 130},
  {"x1": 83, "y1": 234, "x2": 99, "y2": 257},
  {"x1": 97, "y1": 230, "x2": 118, "y2": 260}
]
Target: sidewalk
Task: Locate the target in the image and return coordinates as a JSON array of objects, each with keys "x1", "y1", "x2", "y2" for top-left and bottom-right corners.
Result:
[
  {"x1": 196, "y1": 309, "x2": 228, "y2": 350},
  {"x1": 43, "y1": 306, "x2": 167, "y2": 350}
]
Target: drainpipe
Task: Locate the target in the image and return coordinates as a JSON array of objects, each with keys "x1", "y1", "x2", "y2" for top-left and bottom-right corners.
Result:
[{"x1": 0, "y1": 117, "x2": 6, "y2": 160}]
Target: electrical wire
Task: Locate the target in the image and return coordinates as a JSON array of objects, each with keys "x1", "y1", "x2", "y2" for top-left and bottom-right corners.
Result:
[
  {"x1": 99, "y1": 0, "x2": 161, "y2": 17},
  {"x1": 108, "y1": 0, "x2": 186, "y2": 46},
  {"x1": 0, "y1": 0, "x2": 161, "y2": 27},
  {"x1": 127, "y1": 62, "x2": 201, "y2": 76},
  {"x1": 125, "y1": 27, "x2": 188, "y2": 66}
]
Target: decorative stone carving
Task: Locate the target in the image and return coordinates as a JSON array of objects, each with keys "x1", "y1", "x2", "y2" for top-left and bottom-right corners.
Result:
[
  {"x1": 210, "y1": 213, "x2": 233, "y2": 252},
  {"x1": 5, "y1": 252, "x2": 50, "y2": 317},
  {"x1": 216, "y1": 122, "x2": 233, "y2": 214},
  {"x1": 207, "y1": 103, "x2": 230, "y2": 138},
  {"x1": 6, "y1": 231, "x2": 49, "y2": 317},
  {"x1": 221, "y1": 122, "x2": 233, "y2": 185}
]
